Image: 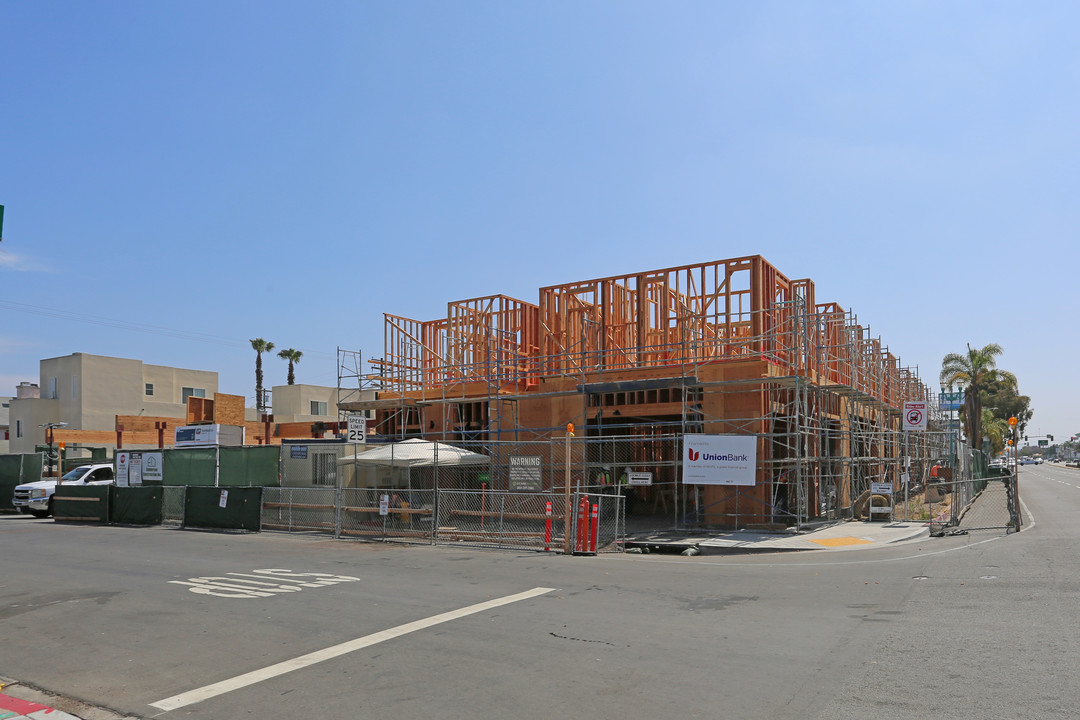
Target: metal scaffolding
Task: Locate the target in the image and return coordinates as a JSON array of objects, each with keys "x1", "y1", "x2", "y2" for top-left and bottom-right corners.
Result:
[{"x1": 352, "y1": 256, "x2": 949, "y2": 529}]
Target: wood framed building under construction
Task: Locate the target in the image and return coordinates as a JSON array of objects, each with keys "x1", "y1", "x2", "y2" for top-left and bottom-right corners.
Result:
[{"x1": 343, "y1": 255, "x2": 942, "y2": 529}]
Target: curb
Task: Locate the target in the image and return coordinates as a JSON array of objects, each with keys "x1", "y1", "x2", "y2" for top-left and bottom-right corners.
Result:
[{"x1": 0, "y1": 678, "x2": 137, "y2": 720}]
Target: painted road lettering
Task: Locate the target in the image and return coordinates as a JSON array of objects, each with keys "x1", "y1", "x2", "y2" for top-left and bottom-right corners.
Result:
[{"x1": 170, "y1": 568, "x2": 359, "y2": 598}]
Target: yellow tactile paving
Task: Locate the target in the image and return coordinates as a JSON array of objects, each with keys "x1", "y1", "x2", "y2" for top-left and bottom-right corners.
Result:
[{"x1": 808, "y1": 536, "x2": 874, "y2": 547}]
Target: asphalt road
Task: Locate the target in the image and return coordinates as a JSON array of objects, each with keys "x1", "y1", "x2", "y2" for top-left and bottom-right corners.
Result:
[{"x1": 2, "y1": 464, "x2": 1079, "y2": 720}]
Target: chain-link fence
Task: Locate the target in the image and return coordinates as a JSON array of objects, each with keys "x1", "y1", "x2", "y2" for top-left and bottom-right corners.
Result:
[
  {"x1": 927, "y1": 470, "x2": 1019, "y2": 535},
  {"x1": 341, "y1": 488, "x2": 435, "y2": 544},
  {"x1": 258, "y1": 487, "x2": 624, "y2": 552},
  {"x1": 262, "y1": 431, "x2": 1002, "y2": 541},
  {"x1": 261, "y1": 487, "x2": 338, "y2": 535},
  {"x1": 162, "y1": 486, "x2": 185, "y2": 527}
]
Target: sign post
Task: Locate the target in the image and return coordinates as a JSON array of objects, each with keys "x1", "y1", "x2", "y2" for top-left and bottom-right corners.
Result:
[
  {"x1": 901, "y1": 401, "x2": 929, "y2": 523},
  {"x1": 564, "y1": 423, "x2": 573, "y2": 555}
]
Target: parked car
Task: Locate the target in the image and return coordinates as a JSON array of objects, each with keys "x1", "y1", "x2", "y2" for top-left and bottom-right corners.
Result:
[{"x1": 12, "y1": 463, "x2": 116, "y2": 518}]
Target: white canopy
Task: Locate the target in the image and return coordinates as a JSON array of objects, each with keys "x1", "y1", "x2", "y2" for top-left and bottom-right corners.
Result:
[{"x1": 343, "y1": 438, "x2": 489, "y2": 467}]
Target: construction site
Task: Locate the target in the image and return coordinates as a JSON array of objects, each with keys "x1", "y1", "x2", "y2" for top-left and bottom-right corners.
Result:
[{"x1": 340, "y1": 255, "x2": 951, "y2": 531}]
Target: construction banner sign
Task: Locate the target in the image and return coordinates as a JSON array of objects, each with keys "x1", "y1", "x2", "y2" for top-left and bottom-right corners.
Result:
[{"x1": 682, "y1": 434, "x2": 757, "y2": 486}]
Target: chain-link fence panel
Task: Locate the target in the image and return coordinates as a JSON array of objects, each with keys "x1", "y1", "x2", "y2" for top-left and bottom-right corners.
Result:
[
  {"x1": 434, "y1": 490, "x2": 624, "y2": 553},
  {"x1": 570, "y1": 492, "x2": 624, "y2": 553},
  {"x1": 436, "y1": 490, "x2": 565, "y2": 551},
  {"x1": 162, "y1": 486, "x2": 185, "y2": 526},
  {"x1": 929, "y1": 473, "x2": 1018, "y2": 534},
  {"x1": 261, "y1": 487, "x2": 338, "y2": 535},
  {"x1": 340, "y1": 488, "x2": 434, "y2": 544}
]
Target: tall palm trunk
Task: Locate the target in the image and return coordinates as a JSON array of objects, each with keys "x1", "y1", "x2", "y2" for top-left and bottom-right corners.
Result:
[{"x1": 256, "y1": 353, "x2": 264, "y2": 412}]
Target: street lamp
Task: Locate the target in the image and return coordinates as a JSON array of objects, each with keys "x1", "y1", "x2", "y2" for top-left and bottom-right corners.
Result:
[
  {"x1": 941, "y1": 380, "x2": 964, "y2": 470},
  {"x1": 39, "y1": 421, "x2": 68, "y2": 477}
]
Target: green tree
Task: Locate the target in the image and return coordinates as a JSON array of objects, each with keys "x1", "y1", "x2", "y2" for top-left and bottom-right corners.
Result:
[
  {"x1": 980, "y1": 408, "x2": 1010, "y2": 457},
  {"x1": 277, "y1": 348, "x2": 303, "y2": 385},
  {"x1": 980, "y1": 375, "x2": 1033, "y2": 435},
  {"x1": 940, "y1": 343, "x2": 1017, "y2": 450},
  {"x1": 250, "y1": 338, "x2": 275, "y2": 412}
]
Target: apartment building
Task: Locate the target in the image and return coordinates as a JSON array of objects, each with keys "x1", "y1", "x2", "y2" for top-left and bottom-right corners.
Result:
[{"x1": 8, "y1": 353, "x2": 218, "y2": 454}]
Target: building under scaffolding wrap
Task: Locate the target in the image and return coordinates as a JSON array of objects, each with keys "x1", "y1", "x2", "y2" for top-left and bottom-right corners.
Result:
[{"x1": 341, "y1": 256, "x2": 952, "y2": 530}]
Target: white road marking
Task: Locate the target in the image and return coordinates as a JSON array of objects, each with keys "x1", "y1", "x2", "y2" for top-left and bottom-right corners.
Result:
[{"x1": 149, "y1": 586, "x2": 554, "y2": 712}]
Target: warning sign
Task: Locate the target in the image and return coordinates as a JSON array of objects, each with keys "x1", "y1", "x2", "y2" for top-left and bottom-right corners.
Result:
[{"x1": 903, "y1": 401, "x2": 928, "y2": 431}]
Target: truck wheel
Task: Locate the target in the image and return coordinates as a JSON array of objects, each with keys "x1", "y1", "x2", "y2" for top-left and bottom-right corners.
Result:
[{"x1": 31, "y1": 498, "x2": 55, "y2": 518}]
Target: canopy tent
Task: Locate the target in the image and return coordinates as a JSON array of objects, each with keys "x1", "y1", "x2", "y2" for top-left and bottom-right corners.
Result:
[
  {"x1": 343, "y1": 438, "x2": 489, "y2": 467},
  {"x1": 338, "y1": 439, "x2": 489, "y2": 491}
]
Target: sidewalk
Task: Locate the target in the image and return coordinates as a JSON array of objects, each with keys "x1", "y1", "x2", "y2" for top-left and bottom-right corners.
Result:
[
  {"x1": 625, "y1": 519, "x2": 929, "y2": 555},
  {"x1": 0, "y1": 692, "x2": 83, "y2": 720},
  {"x1": 0, "y1": 679, "x2": 132, "y2": 720}
]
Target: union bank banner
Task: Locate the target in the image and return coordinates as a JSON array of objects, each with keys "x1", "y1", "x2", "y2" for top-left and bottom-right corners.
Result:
[{"x1": 682, "y1": 434, "x2": 757, "y2": 486}]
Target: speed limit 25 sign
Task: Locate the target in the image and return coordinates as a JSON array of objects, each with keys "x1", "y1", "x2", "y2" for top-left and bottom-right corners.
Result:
[{"x1": 347, "y1": 414, "x2": 367, "y2": 443}]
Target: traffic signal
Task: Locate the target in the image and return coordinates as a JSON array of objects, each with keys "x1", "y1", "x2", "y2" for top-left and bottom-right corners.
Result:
[{"x1": 1049, "y1": 435, "x2": 1054, "y2": 442}]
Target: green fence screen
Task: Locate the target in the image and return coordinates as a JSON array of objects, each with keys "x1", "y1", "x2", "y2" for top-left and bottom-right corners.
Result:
[
  {"x1": 110, "y1": 486, "x2": 163, "y2": 525},
  {"x1": 219, "y1": 446, "x2": 280, "y2": 487},
  {"x1": 184, "y1": 486, "x2": 262, "y2": 531},
  {"x1": 53, "y1": 485, "x2": 110, "y2": 523},
  {"x1": 0, "y1": 454, "x2": 44, "y2": 511},
  {"x1": 163, "y1": 447, "x2": 218, "y2": 486},
  {"x1": 163, "y1": 447, "x2": 279, "y2": 487}
]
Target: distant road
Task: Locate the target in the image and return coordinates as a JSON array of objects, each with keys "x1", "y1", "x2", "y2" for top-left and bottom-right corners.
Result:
[{"x1": 3, "y1": 467, "x2": 1080, "y2": 720}]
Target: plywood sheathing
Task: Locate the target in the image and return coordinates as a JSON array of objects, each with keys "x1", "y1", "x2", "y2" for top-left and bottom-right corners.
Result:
[
  {"x1": 187, "y1": 396, "x2": 214, "y2": 424},
  {"x1": 211, "y1": 393, "x2": 246, "y2": 426}
]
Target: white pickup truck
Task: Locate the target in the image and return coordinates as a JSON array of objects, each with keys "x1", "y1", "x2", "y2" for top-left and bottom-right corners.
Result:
[{"x1": 12, "y1": 463, "x2": 116, "y2": 518}]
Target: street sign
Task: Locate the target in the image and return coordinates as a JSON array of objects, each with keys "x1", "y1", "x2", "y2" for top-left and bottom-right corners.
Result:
[
  {"x1": 903, "y1": 401, "x2": 928, "y2": 431},
  {"x1": 347, "y1": 414, "x2": 367, "y2": 443},
  {"x1": 627, "y1": 471, "x2": 653, "y2": 486},
  {"x1": 1038, "y1": 439, "x2": 1048, "y2": 447},
  {"x1": 939, "y1": 391, "x2": 963, "y2": 411}
]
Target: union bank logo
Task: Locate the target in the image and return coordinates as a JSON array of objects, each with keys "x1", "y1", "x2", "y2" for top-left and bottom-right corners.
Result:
[{"x1": 688, "y1": 448, "x2": 750, "y2": 462}]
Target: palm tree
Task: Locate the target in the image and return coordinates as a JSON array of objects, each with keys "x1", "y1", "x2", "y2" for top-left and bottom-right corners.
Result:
[
  {"x1": 278, "y1": 348, "x2": 303, "y2": 385},
  {"x1": 250, "y1": 338, "x2": 275, "y2": 413},
  {"x1": 980, "y1": 408, "x2": 1010, "y2": 457},
  {"x1": 940, "y1": 343, "x2": 1017, "y2": 450}
]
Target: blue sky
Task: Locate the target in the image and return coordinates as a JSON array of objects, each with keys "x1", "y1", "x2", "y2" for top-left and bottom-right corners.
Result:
[{"x1": 2, "y1": 2, "x2": 1077, "y2": 443}]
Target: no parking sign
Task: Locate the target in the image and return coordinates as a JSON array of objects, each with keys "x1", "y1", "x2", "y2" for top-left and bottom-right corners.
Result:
[{"x1": 903, "y1": 401, "x2": 928, "y2": 431}]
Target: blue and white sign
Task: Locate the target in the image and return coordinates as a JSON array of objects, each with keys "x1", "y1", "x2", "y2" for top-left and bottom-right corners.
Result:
[
  {"x1": 682, "y1": 434, "x2": 757, "y2": 486},
  {"x1": 290, "y1": 445, "x2": 309, "y2": 459},
  {"x1": 939, "y1": 391, "x2": 963, "y2": 412}
]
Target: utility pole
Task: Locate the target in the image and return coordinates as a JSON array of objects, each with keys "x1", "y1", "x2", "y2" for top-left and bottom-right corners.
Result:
[{"x1": 563, "y1": 423, "x2": 574, "y2": 555}]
